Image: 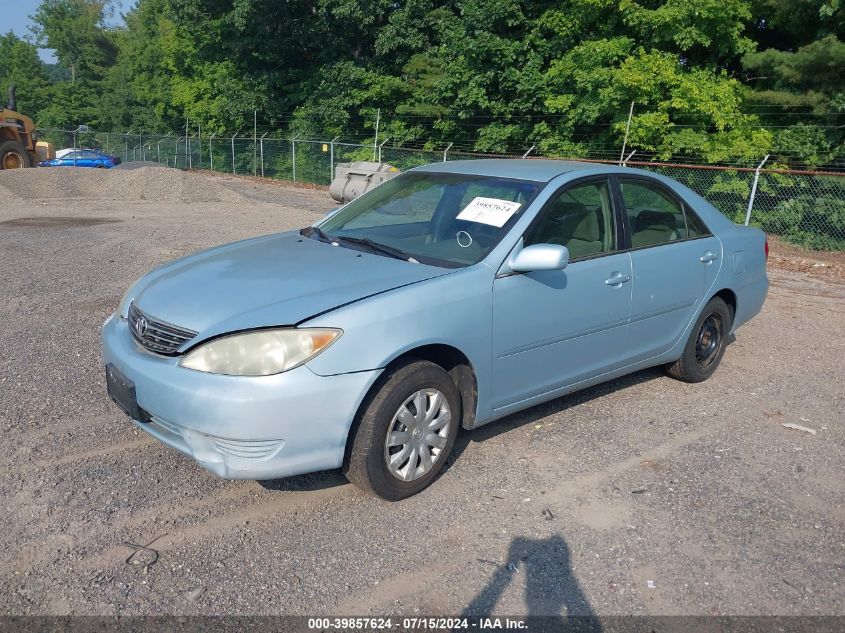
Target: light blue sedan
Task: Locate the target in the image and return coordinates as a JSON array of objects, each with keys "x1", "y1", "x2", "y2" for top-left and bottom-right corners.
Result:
[{"x1": 102, "y1": 160, "x2": 768, "y2": 499}]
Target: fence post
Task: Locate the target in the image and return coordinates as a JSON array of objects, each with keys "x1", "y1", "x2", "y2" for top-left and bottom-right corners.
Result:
[
  {"x1": 329, "y1": 136, "x2": 340, "y2": 182},
  {"x1": 231, "y1": 131, "x2": 239, "y2": 174},
  {"x1": 378, "y1": 137, "x2": 390, "y2": 163},
  {"x1": 157, "y1": 132, "x2": 171, "y2": 165},
  {"x1": 443, "y1": 142, "x2": 453, "y2": 162},
  {"x1": 373, "y1": 108, "x2": 380, "y2": 161},
  {"x1": 209, "y1": 134, "x2": 215, "y2": 171},
  {"x1": 745, "y1": 154, "x2": 770, "y2": 226},
  {"x1": 522, "y1": 145, "x2": 535, "y2": 159},
  {"x1": 260, "y1": 132, "x2": 269, "y2": 178},
  {"x1": 619, "y1": 101, "x2": 635, "y2": 166},
  {"x1": 291, "y1": 134, "x2": 299, "y2": 182}
]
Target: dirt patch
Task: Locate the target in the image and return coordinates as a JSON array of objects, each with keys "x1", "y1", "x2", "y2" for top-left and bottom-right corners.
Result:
[
  {"x1": 0, "y1": 216, "x2": 121, "y2": 229},
  {"x1": 768, "y1": 236, "x2": 845, "y2": 284}
]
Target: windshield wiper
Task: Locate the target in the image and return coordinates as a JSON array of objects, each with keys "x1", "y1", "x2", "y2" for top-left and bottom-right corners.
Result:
[
  {"x1": 335, "y1": 236, "x2": 418, "y2": 263},
  {"x1": 300, "y1": 226, "x2": 336, "y2": 244}
]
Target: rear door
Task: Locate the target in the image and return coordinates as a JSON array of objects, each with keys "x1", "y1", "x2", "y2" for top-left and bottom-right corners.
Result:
[{"x1": 618, "y1": 177, "x2": 721, "y2": 364}]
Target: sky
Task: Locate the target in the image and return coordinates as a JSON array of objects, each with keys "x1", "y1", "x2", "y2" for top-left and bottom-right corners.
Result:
[{"x1": 4, "y1": 0, "x2": 131, "y2": 63}]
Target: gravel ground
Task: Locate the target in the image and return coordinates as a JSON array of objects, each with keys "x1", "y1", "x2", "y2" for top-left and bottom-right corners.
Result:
[{"x1": 0, "y1": 168, "x2": 843, "y2": 617}]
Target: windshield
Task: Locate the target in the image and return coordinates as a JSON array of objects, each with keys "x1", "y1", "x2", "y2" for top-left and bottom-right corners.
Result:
[{"x1": 315, "y1": 172, "x2": 540, "y2": 268}]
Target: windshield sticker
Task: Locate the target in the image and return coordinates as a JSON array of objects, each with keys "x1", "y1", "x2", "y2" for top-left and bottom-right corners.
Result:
[{"x1": 456, "y1": 197, "x2": 522, "y2": 228}]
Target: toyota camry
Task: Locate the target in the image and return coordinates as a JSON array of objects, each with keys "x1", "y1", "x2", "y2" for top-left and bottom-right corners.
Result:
[{"x1": 102, "y1": 160, "x2": 768, "y2": 500}]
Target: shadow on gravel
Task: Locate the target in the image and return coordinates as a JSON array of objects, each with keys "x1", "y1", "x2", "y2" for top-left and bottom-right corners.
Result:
[
  {"x1": 448, "y1": 365, "x2": 665, "y2": 468},
  {"x1": 257, "y1": 468, "x2": 347, "y2": 492},
  {"x1": 0, "y1": 216, "x2": 121, "y2": 229},
  {"x1": 463, "y1": 534, "x2": 601, "y2": 627},
  {"x1": 256, "y1": 367, "x2": 666, "y2": 495}
]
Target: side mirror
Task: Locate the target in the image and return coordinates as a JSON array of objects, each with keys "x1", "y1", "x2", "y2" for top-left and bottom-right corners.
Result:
[{"x1": 508, "y1": 243, "x2": 569, "y2": 273}]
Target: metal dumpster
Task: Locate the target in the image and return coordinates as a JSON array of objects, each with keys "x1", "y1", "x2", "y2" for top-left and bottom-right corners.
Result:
[{"x1": 329, "y1": 161, "x2": 399, "y2": 202}]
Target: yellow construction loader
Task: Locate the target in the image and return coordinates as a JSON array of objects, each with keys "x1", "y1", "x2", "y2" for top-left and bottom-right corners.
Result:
[{"x1": 0, "y1": 85, "x2": 54, "y2": 169}]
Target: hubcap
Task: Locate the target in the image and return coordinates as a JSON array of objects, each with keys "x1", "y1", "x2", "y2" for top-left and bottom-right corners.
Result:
[
  {"x1": 384, "y1": 388, "x2": 451, "y2": 482},
  {"x1": 2, "y1": 152, "x2": 23, "y2": 169},
  {"x1": 695, "y1": 314, "x2": 723, "y2": 369}
]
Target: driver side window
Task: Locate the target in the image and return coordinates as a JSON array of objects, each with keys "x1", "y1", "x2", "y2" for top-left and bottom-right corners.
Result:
[{"x1": 523, "y1": 180, "x2": 616, "y2": 260}]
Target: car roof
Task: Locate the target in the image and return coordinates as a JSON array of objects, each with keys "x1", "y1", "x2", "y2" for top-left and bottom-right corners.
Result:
[{"x1": 410, "y1": 158, "x2": 601, "y2": 182}]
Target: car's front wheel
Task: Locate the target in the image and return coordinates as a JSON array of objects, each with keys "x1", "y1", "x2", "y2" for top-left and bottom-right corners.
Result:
[
  {"x1": 665, "y1": 296, "x2": 732, "y2": 383},
  {"x1": 344, "y1": 360, "x2": 461, "y2": 500}
]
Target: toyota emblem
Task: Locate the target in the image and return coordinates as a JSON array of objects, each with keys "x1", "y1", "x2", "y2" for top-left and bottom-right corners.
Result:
[{"x1": 135, "y1": 315, "x2": 148, "y2": 337}]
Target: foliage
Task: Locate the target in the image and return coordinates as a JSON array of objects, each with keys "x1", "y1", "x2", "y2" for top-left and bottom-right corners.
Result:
[
  {"x1": 0, "y1": 32, "x2": 52, "y2": 119},
  {"x1": 11, "y1": 0, "x2": 845, "y2": 172},
  {"x1": 755, "y1": 194, "x2": 845, "y2": 250}
]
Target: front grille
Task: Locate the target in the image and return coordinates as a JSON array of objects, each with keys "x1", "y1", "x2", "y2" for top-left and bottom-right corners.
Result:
[{"x1": 128, "y1": 301, "x2": 197, "y2": 355}]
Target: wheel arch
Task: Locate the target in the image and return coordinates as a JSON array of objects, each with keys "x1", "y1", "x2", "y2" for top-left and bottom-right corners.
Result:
[
  {"x1": 710, "y1": 288, "x2": 737, "y2": 325},
  {"x1": 342, "y1": 343, "x2": 479, "y2": 471}
]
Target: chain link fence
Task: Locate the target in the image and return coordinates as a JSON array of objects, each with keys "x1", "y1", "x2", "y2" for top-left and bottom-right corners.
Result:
[{"x1": 38, "y1": 128, "x2": 845, "y2": 251}]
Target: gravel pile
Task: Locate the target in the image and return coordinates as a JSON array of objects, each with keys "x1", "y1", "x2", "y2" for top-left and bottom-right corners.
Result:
[
  {"x1": 0, "y1": 165, "x2": 245, "y2": 203},
  {"x1": 112, "y1": 160, "x2": 164, "y2": 171}
]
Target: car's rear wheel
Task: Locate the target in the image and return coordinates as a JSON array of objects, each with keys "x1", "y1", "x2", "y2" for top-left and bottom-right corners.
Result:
[
  {"x1": 0, "y1": 141, "x2": 31, "y2": 169},
  {"x1": 665, "y1": 296, "x2": 732, "y2": 383},
  {"x1": 344, "y1": 360, "x2": 461, "y2": 500}
]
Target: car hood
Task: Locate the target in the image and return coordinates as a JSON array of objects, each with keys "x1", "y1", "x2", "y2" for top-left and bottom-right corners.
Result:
[{"x1": 131, "y1": 232, "x2": 451, "y2": 343}]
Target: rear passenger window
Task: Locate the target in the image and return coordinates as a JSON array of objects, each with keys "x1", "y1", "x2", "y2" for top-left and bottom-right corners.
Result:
[
  {"x1": 685, "y1": 208, "x2": 709, "y2": 238},
  {"x1": 620, "y1": 179, "x2": 687, "y2": 248}
]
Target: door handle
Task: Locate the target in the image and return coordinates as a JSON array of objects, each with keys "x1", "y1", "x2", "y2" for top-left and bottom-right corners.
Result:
[
  {"x1": 700, "y1": 251, "x2": 717, "y2": 264},
  {"x1": 604, "y1": 272, "x2": 631, "y2": 286}
]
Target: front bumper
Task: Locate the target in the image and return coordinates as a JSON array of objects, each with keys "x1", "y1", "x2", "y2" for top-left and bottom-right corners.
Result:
[{"x1": 101, "y1": 314, "x2": 380, "y2": 479}]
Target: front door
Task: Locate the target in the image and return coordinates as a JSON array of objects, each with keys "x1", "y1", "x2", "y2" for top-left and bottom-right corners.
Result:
[{"x1": 491, "y1": 178, "x2": 632, "y2": 408}]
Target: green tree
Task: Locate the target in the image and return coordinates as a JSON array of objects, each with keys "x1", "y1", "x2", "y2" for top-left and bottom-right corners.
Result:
[{"x1": 0, "y1": 32, "x2": 52, "y2": 120}]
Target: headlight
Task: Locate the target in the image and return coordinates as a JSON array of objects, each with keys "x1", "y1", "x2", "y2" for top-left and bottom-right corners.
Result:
[{"x1": 179, "y1": 328, "x2": 341, "y2": 376}]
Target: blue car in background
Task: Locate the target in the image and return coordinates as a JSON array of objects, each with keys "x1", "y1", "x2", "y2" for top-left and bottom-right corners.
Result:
[
  {"x1": 39, "y1": 149, "x2": 117, "y2": 168},
  {"x1": 102, "y1": 159, "x2": 769, "y2": 500}
]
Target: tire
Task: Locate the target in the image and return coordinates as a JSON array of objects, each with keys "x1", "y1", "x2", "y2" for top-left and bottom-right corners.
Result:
[
  {"x1": 344, "y1": 360, "x2": 461, "y2": 500},
  {"x1": 665, "y1": 296, "x2": 732, "y2": 383},
  {"x1": 0, "y1": 140, "x2": 32, "y2": 170}
]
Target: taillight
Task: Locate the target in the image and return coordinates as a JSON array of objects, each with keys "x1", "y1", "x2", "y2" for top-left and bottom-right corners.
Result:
[{"x1": 764, "y1": 238, "x2": 769, "y2": 260}]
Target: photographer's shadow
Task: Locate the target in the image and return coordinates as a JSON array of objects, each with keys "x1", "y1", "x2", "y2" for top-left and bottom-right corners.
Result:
[{"x1": 463, "y1": 534, "x2": 601, "y2": 632}]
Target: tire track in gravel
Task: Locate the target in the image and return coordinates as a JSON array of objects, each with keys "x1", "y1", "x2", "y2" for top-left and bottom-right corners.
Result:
[{"x1": 329, "y1": 417, "x2": 731, "y2": 614}]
